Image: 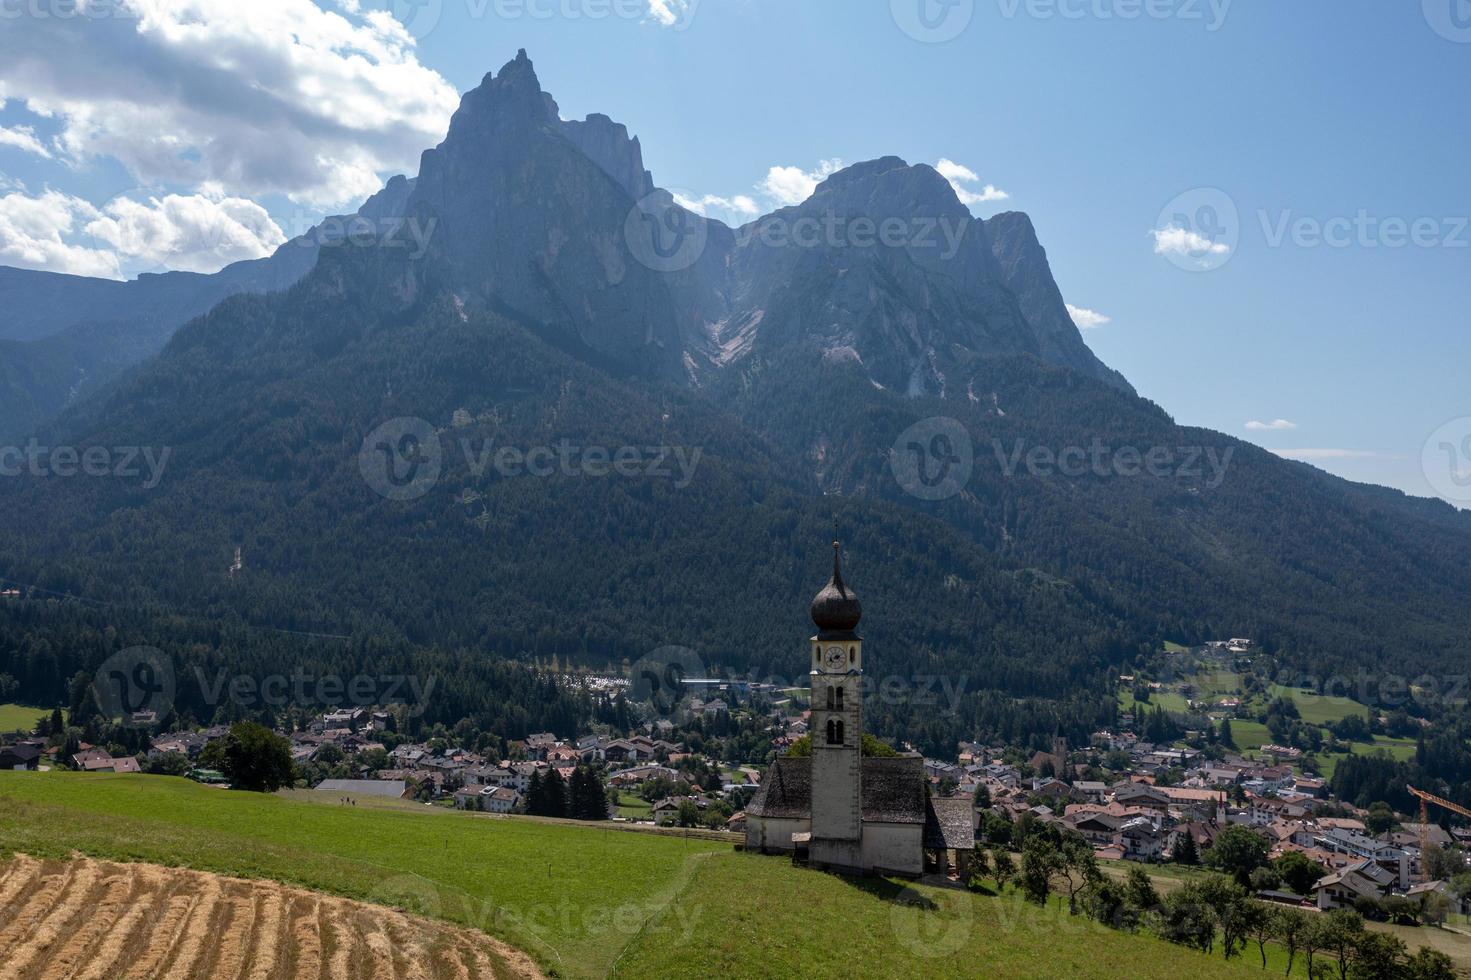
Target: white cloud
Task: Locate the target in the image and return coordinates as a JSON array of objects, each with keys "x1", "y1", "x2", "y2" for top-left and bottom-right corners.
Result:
[
  {"x1": 674, "y1": 192, "x2": 761, "y2": 219},
  {"x1": 0, "y1": 187, "x2": 286, "y2": 279},
  {"x1": 760, "y1": 159, "x2": 843, "y2": 207},
  {"x1": 646, "y1": 0, "x2": 695, "y2": 27},
  {"x1": 935, "y1": 158, "x2": 978, "y2": 183},
  {"x1": 1066, "y1": 304, "x2": 1110, "y2": 330},
  {"x1": 0, "y1": 189, "x2": 119, "y2": 279},
  {"x1": 85, "y1": 191, "x2": 287, "y2": 274},
  {"x1": 0, "y1": 124, "x2": 50, "y2": 159},
  {"x1": 1272, "y1": 448, "x2": 1378, "y2": 461},
  {"x1": 935, "y1": 158, "x2": 1008, "y2": 207},
  {"x1": 1245, "y1": 419, "x2": 1297, "y2": 432},
  {"x1": 0, "y1": 0, "x2": 459, "y2": 208},
  {"x1": 1152, "y1": 225, "x2": 1229, "y2": 257}
]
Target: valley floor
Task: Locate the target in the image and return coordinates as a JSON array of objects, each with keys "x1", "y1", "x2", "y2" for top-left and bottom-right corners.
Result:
[{"x1": 0, "y1": 772, "x2": 1321, "y2": 979}]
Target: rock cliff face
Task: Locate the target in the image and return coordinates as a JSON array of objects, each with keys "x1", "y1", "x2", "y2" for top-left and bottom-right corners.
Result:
[
  {"x1": 556, "y1": 113, "x2": 656, "y2": 202},
  {"x1": 405, "y1": 50, "x2": 687, "y2": 381},
  {"x1": 986, "y1": 211, "x2": 1133, "y2": 393}
]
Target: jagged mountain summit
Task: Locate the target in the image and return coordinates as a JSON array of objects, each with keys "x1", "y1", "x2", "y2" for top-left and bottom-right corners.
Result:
[
  {"x1": 397, "y1": 50, "x2": 1131, "y2": 394},
  {"x1": 0, "y1": 49, "x2": 1127, "y2": 438}
]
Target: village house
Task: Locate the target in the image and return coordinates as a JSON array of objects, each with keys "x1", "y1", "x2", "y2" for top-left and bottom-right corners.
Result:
[
  {"x1": 71, "y1": 748, "x2": 119, "y2": 772},
  {"x1": 313, "y1": 778, "x2": 408, "y2": 800},
  {"x1": 606, "y1": 764, "x2": 678, "y2": 788},
  {"x1": 1247, "y1": 795, "x2": 1309, "y2": 826},
  {"x1": 1063, "y1": 811, "x2": 1122, "y2": 846},
  {"x1": 0, "y1": 744, "x2": 42, "y2": 770},
  {"x1": 150, "y1": 731, "x2": 207, "y2": 758},
  {"x1": 322, "y1": 707, "x2": 368, "y2": 731},
  {"x1": 523, "y1": 732, "x2": 559, "y2": 756},
  {"x1": 1118, "y1": 817, "x2": 1167, "y2": 861},
  {"x1": 1112, "y1": 781, "x2": 1170, "y2": 812},
  {"x1": 1314, "y1": 860, "x2": 1396, "y2": 910},
  {"x1": 454, "y1": 786, "x2": 520, "y2": 813},
  {"x1": 653, "y1": 795, "x2": 711, "y2": 826},
  {"x1": 1314, "y1": 828, "x2": 1412, "y2": 890}
]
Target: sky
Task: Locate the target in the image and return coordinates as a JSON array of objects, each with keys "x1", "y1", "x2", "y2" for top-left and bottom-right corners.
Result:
[{"x1": 0, "y1": 0, "x2": 1467, "y2": 504}]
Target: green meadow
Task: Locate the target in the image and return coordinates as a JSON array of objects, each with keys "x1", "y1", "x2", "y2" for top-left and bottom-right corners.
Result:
[
  {"x1": 0, "y1": 771, "x2": 721, "y2": 978},
  {"x1": 0, "y1": 702, "x2": 54, "y2": 732},
  {"x1": 612, "y1": 791, "x2": 653, "y2": 820},
  {"x1": 1, "y1": 772, "x2": 1303, "y2": 979},
  {"x1": 1266, "y1": 685, "x2": 1372, "y2": 726}
]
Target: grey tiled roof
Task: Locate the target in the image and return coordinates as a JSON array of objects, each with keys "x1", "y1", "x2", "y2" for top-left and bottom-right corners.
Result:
[
  {"x1": 861, "y1": 757, "x2": 926, "y2": 825},
  {"x1": 746, "y1": 757, "x2": 811, "y2": 819},
  {"x1": 924, "y1": 796, "x2": 976, "y2": 850},
  {"x1": 746, "y1": 755, "x2": 927, "y2": 825}
]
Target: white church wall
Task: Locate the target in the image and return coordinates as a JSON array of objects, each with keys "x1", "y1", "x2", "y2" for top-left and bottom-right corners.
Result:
[
  {"x1": 862, "y1": 823, "x2": 923, "y2": 876},
  {"x1": 746, "y1": 816, "x2": 808, "y2": 853}
]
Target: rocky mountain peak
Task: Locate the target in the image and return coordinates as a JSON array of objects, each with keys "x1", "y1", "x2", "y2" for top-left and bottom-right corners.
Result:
[{"x1": 557, "y1": 113, "x2": 656, "y2": 201}]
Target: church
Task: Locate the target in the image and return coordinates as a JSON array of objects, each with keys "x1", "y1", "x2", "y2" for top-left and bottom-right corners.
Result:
[{"x1": 744, "y1": 540, "x2": 973, "y2": 877}]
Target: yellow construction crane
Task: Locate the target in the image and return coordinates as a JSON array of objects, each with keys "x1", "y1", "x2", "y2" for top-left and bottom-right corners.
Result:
[{"x1": 1406, "y1": 785, "x2": 1471, "y2": 883}]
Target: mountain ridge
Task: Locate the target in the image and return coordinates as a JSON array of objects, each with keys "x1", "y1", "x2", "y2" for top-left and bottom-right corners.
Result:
[
  {"x1": 0, "y1": 50, "x2": 1130, "y2": 438},
  {"x1": 2, "y1": 52, "x2": 1468, "y2": 758}
]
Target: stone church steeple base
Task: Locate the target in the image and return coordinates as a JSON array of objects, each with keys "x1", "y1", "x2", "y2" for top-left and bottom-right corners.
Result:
[{"x1": 810, "y1": 837, "x2": 864, "y2": 874}]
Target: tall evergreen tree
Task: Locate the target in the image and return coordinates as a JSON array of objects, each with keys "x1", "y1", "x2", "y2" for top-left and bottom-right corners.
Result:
[
  {"x1": 526, "y1": 770, "x2": 545, "y2": 815},
  {"x1": 542, "y1": 767, "x2": 569, "y2": 819},
  {"x1": 569, "y1": 766, "x2": 609, "y2": 821}
]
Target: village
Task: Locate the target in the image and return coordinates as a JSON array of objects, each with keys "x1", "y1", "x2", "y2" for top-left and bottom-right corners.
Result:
[{"x1": 3, "y1": 640, "x2": 1470, "y2": 930}]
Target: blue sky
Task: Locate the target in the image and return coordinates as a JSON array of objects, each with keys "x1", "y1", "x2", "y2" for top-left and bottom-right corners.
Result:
[{"x1": 0, "y1": 0, "x2": 1467, "y2": 503}]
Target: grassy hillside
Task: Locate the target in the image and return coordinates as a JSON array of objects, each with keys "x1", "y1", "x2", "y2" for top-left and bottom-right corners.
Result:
[
  {"x1": 0, "y1": 772, "x2": 1310, "y2": 979},
  {"x1": 616, "y1": 852, "x2": 1299, "y2": 979},
  {"x1": 0, "y1": 703, "x2": 52, "y2": 732},
  {"x1": 0, "y1": 772, "x2": 719, "y2": 978},
  {"x1": 1266, "y1": 685, "x2": 1371, "y2": 726}
]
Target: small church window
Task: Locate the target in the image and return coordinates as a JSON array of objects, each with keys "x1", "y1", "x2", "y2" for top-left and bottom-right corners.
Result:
[
  {"x1": 849, "y1": 647, "x2": 855, "y2": 663},
  {"x1": 834, "y1": 720, "x2": 845, "y2": 744},
  {"x1": 826, "y1": 687, "x2": 836, "y2": 711},
  {"x1": 826, "y1": 719, "x2": 842, "y2": 745},
  {"x1": 834, "y1": 686, "x2": 844, "y2": 710}
]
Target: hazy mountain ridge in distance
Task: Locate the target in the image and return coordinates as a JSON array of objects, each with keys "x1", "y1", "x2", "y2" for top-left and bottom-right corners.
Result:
[
  {"x1": 0, "y1": 174, "x2": 418, "y2": 444},
  {"x1": 2, "y1": 51, "x2": 1470, "y2": 755}
]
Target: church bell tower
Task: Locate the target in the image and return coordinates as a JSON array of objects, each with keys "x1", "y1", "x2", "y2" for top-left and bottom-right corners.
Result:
[{"x1": 808, "y1": 537, "x2": 864, "y2": 870}]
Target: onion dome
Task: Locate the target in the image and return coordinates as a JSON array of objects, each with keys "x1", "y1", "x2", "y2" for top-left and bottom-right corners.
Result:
[{"x1": 810, "y1": 540, "x2": 861, "y2": 637}]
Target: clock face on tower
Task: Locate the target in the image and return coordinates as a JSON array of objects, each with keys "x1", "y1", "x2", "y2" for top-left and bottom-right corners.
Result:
[{"x1": 823, "y1": 645, "x2": 848, "y2": 672}]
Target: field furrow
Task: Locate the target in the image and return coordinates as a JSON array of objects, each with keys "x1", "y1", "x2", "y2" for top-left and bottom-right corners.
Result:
[
  {"x1": 0, "y1": 855, "x2": 543, "y2": 980},
  {"x1": 73, "y1": 864, "x2": 169, "y2": 980},
  {"x1": 32, "y1": 867, "x2": 134, "y2": 980}
]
